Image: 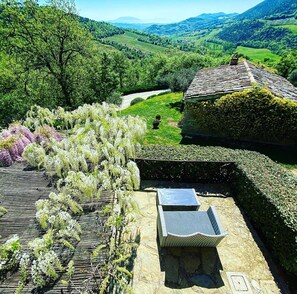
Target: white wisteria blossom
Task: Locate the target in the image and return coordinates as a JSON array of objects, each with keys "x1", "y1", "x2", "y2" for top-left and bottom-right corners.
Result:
[
  {"x1": 19, "y1": 102, "x2": 147, "y2": 290},
  {"x1": 31, "y1": 251, "x2": 63, "y2": 287},
  {"x1": 0, "y1": 235, "x2": 22, "y2": 272},
  {"x1": 22, "y1": 143, "x2": 46, "y2": 167}
]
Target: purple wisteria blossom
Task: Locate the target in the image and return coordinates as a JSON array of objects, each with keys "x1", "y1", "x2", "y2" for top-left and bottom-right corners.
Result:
[{"x1": 0, "y1": 149, "x2": 13, "y2": 167}]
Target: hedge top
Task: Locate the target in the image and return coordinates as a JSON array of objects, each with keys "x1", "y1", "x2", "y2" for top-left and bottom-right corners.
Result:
[{"x1": 138, "y1": 145, "x2": 297, "y2": 215}]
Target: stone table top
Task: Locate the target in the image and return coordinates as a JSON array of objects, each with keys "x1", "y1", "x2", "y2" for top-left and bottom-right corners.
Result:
[{"x1": 157, "y1": 188, "x2": 200, "y2": 210}]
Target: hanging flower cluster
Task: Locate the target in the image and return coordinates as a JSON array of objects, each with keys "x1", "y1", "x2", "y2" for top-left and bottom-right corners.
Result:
[
  {"x1": 0, "y1": 124, "x2": 34, "y2": 167},
  {"x1": 0, "y1": 123, "x2": 63, "y2": 167},
  {"x1": 15, "y1": 191, "x2": 83, "y2": 290},
  {"x1": 0, "y1": 235, "x2": 22, "y2": 273},
  {"x1": 17, "y1": 103, "x2": 146, "y2": 291}
]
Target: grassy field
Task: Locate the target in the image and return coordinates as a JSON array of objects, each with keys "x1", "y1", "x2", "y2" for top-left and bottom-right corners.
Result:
[
  {"x1": 105, "y1": 31, "x2": 171, "y2": 55},
  {"x1": 119, "y1": 92, "x2": 183, "y2": 145},
  {"x1": 276, "y1": 24, "x2": 297, "y2": 34},
  {"x1": 236, "y1": 46, "x2": 281, "y2": 64},
  {"x1": 175, "y1": 28, "x2": 223, "y2": 51}
]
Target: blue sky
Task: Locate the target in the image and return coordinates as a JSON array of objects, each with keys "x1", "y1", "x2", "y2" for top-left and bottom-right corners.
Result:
[{"x1": 72, "y1": 0, "x2": 264, "y2": 23}]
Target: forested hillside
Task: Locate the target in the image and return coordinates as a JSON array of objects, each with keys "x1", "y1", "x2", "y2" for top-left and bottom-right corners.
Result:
[
  {"x1": 79, "y1": 16, "x2": 125, "y2": 38},
  {"x1": 0, "y1": 0, "x2": 227, "y2": 126},
  {"x1": 237, "y1": 0, "x2": 297, "y2": 20},
  {"x1": 144, "y1": 0, "x2": 297, "y2": 56},
  {"x1": 217, "y1": 20, "x2": 297, "y2": 53},
  {"x1": 145, "y1": 13, "x2": 237, "y2": 36},
  {"x1": 0, "y1": 0, "x2": 296, "y2": 128}
]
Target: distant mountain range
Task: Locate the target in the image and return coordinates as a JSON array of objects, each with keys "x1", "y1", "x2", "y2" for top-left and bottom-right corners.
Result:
[
  {"x1": 108, "y1": 0, "x2": 297, "y2": 35},
  {"x1": 145, "y1": 12, "x2": 238, "y2": 36},
  {"x1": 108, "y1": 16, "x2": 170, "y2": 30},
  {"x1": 109, "y1": 17, "x2": 144, "y2": 24},
  {"x1": 143, "y1": 0, "x2": 297, "y2": 36},
  {"x1": 109, "y1": 22, "x2": 152, "y2": 30},
  {"x1": 80, "y1": 0, "x2": 297, "y2": 60}
]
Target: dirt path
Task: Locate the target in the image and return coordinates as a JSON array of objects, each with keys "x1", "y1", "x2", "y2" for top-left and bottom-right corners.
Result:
[{"x1": 120, "y1": 89, "x2": 170, "y2": 109}]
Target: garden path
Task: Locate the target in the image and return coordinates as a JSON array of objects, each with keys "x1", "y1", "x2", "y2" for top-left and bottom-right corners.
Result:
[{"x1": 120, "y1": 89, "x2": 170, "y2": 109}]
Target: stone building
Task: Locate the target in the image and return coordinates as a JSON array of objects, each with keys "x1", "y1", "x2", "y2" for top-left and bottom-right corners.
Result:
[{"x1": 181, "y1": 59, "x2": 297, "y2": 138}]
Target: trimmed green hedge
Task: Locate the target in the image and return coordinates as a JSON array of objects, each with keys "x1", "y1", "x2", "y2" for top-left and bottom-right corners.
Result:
[
  {"x1": 137, "y1": 145, "x2": 297, "y2": 275},
  {"x1": 130, "y1": 97, "x2": 144, "y2": 106},
  {"x1": 183, "y1": 87, "x2": 297, "y2": 145},
  {"x1": 135, "y1": 159, "x2": 234, "y2": 183}
]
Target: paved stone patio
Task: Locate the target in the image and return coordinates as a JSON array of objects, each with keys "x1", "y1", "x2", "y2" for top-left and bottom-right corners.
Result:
[{"x1": 131, "y1": 182, "x2": 287, "y2": 294}]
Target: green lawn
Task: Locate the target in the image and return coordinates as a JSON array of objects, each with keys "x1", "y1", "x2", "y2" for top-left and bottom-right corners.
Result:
[
  {"x1": 236, "y1": 46, "x2": 281, "y2": 64},
  {"x1": 119, "y1": 92, "x2": 183, "y2": 145},
  {"x1": 105, "y1": 32, "x2": 170, "y2": 55}
]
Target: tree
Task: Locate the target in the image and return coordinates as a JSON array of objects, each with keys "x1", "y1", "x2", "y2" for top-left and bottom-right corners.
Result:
[
  {"x1": 288, "y1": 69, "x2": 297, "y2": 86},
  {"x1": 112, "y1": 51, "x2": 128, "y2": 89},
  {"x1": 0, "y1": 0, "x2": 93, "y2": 108},
  {"x1": 86, "y1": 52, "x2": 118, "y2": 104},
  {"x1": 157, "y1": 67, "x2": 197, "y2": 94},
  {"x1": 276, "y1": 50, "x2": 297, "y2": 79}
]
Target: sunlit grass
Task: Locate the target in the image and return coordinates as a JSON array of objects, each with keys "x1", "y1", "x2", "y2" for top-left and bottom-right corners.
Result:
[
  {"x1": 119, "y1": 92, "x2": 183, "y2": 145},
  {"x1": 105, "y1": 31, "x2": 170, "y2": 54},
  {"x1": 236, "y1": 46, "x2": 280, "y2": 63},
  {"x1": 276, "y1": 24, "x2": 297, "y2": 35}
]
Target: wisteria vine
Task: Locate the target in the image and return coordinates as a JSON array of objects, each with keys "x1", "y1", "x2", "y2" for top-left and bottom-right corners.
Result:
[{"x1": 4, "y1": 102, "x2": 146, "y2": 293}]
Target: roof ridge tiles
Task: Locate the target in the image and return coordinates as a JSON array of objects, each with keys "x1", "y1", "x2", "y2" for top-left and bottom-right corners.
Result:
[{"x1": 243, "y1": 60, "x2": 256, "y2": 84}]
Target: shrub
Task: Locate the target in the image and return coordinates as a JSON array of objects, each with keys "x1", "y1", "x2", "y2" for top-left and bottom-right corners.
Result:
[
  {"x1": 183, "y1": 86, "x2": 297, "y2": 145},
  {"x1": 105, "y1": 91, "x2": 122, "y2": 106},
  {"x1": 130, "y1": 97, "x2": 144, "y2": 106},
  {"x1": 137, "y1": 144, "x2": 297, "y2": 275},
  {"x1": 288, "y1": 69, "x2": 297, "y2": 86}
]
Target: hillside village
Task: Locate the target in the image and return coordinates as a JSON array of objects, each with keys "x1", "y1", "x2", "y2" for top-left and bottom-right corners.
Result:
[{"x1": 0, "y1": 0, "x2": 296, "y2": 293}]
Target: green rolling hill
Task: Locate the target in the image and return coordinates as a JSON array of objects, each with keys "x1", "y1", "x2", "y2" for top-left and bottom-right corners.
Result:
[
  {"x1": 79, "y1": 17, "x2": 203, "y2": 57},
  {"x1": 104, "y1": 31, "x2": 170, "y2": 55},
  {"x1": 140, "y1": 0, "x2": 297, "y2": 62},
  {"x1": 145, "y1": 13, "x2": 237, "y2": 36},
  {"x1": 78, "y1": 0, "x2": 297, "y2": 64}
]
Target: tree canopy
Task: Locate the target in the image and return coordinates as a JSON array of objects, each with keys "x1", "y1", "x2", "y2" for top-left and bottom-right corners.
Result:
[{"x1": 1, "y1": 0, "x2": 92, "y2": 107}]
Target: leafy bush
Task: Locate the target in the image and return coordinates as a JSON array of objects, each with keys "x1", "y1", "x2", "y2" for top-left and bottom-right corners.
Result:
[
  {"x1": 137, "y1": 144, "x2": 297, "y2": 275},
  {"x1": 277, "y1": 50, "x2": 297, "y2": 78},
  {"x1": 183, "y1": 86, "x2": 297, "y2": 144},
  {"x1": 105, "y1": 91, "x2": 122, "y2": 106},
  {"x1": 135, "y1": 159, "x2": 234, "y2": 183},
  {"x1": 288, "y1": 69, "x2": 297, "y2": 86},
  {"x1": 156, "y1": 67, "x2": 197, "y2": 93},
  {"x1": 0, "y1": 235, "x2": 22, "y2": 274},
  {"x1": 130, "y1": 97, "x2": 144, "y2": 106}
]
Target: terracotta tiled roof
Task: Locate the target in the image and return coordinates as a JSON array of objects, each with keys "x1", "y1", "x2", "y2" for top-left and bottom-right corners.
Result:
[{"x1": 184, "y1": 60, "x2": 297, "y2": 102}]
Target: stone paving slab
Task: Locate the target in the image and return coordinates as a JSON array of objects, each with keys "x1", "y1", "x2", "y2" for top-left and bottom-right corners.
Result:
[{"x1": 130, "y1": 182, "x2": 288, "y2": 294}]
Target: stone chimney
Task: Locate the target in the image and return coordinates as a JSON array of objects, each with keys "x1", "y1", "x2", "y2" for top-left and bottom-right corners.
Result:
[{"x1": 230, "y1": 54, "x2": 239, "y2": 66}]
